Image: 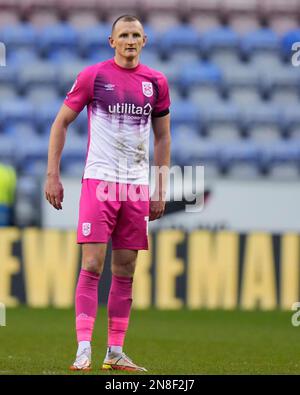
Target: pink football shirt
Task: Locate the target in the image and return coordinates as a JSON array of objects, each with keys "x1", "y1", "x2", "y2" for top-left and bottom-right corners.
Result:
[{"x1": 64, "y1": 58, "x2": 170, "y2": 185}]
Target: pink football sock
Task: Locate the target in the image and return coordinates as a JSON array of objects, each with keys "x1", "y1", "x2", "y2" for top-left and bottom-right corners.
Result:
[
  {"x1": 107, "y1": 274, "x2": 133, "y2": 348},
  {"x1": 75, "y1": 269, "x2": 100, "y2": 342}
]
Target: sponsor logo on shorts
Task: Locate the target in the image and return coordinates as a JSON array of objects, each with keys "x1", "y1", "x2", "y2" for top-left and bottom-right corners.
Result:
[
  {"x1": 82, "y1": 222, "x2": 91, "y2": 236},
  {"x1": 142, "y1": 81, "x2": 153, "y2": 97}
]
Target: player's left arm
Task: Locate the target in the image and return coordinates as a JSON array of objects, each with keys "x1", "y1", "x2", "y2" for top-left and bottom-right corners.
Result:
[{"x1": 150, "y1": 113, "x2": 171, "y2": 221}]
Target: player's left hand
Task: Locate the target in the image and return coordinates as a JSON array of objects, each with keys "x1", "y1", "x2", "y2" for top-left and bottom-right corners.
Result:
[{"x1": 149, "y1": 198, "x2": 166, "y2": 221}]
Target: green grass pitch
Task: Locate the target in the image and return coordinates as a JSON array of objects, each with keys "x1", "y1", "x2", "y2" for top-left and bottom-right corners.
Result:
[{"x1": 0, "y1": 307, "x2": 299, "y2": 375}]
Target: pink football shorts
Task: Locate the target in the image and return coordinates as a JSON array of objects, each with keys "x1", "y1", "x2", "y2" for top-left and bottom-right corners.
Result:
[{"x1": 77, "y1": 179, "x2": 149, "y2": 250}]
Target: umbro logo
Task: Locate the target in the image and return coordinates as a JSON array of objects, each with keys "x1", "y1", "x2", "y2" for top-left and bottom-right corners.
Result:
[{"x1": 104, "y1": 84, "x2": 115, "y2": 91}]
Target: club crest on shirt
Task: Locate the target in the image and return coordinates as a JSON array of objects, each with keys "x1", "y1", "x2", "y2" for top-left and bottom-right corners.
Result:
[
  {"x1": 82, "y1": 222, "x2": 91, "y2": 236},
  {"x1": 142, "y1": 81, "x2": 153, "y2": 97}
]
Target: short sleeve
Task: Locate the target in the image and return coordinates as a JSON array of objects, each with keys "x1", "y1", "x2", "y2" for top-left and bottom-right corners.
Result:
[
  {"x1": 64, "y1": 65, "x2": 97, "y2": 113},
  {"x1": 152, "y1": 73, "x2": 171, "y2": 117}
]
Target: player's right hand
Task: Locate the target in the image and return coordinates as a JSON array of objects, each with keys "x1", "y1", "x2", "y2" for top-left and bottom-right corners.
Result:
[{"x1": 44, "y1": 174, "x2": 64, "y2": 210}]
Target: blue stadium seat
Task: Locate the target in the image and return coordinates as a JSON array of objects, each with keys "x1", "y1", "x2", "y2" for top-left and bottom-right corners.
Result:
[
  {"x1": 16, "y1": 175, "x2": 40, "y2": 200},
  {"x1": 189, "y1": 85, "x2": 222, "y2": 104},
  {"x1": 8, "y1": 48, "x2": 39, "y2": 65},
  {"x1": 62, "y1": 160, "x2": 85, "y2": 177},
  {"x1": 0, "y1": 86, "x2": 18, "y2": 100},
  {"x1": 88, "y1": 48, "x2": 115, "y2": 63},
  {"x1": 281, "y1": 29, "x2": 300, "y2": 59},
  {"x1": 72, "y1": 107, "x2": 88, "y2": 135},
  {"x1": 48, "y1": 48, "x2": 81, "y2": 63},
  {"x1": 0, "y1": 65, "x2": 18, "y2": 89},
  {"x1": 159, "y1": 24, "x2": 200, "y2": 56},
  {"x1": 171, "y1": 125, "x2": 200, "y2": 143},
  {"x1": 34, "y1": 99, "x2": 62, "y2": 132},
  {"x1": 240, "y1": 103, "x2": 280, "y2": 131},
  {"x1": 199, "y1": 26, "x2": 240, "y2": 56},
  {"x1": 170, "y1": 100, "x2": 199, "y2": 129},
  {"x1": 250, "y1": 52, "x2": 284, "y2": 71},
  {"x1": 38, "y1": 23, "x2": 79, "y2": 57},
  {"x1": 15, "y1": 175, "x2": 41, "y2": 226},
  {"x1": 143, "y1": 24, "x2": 158, "y2": 49},
  {"x1": 21, "y1": 159, "x2": 48, "y2": 177},
  {"x1": 210, "y1": 51, "x2": 241, "y2": 70},
  {"x1": 262, "y1": 141, "x2": 300, "y2": 171},
  {"x1": 240, "y1": 28, "x2": 279, "y2": 58},
  {"x1": 229, "y1": 86, "x2": 261, "y2": 105},
  {"x1": 176, "y1": 139, "x2": 220, "y2": 167},
  {"x1": 207, "y1": 124, "x2": 241, "y2": 142},
  {"x1": 271, "y1": 88, "x2": 300, "y2": 105},
  {"x1": 58, "y1": 60, "x2": 91, "y2": 94},
  {"x1": 261, "y1": 66, "x2": 300, "y2": 92},
  {"x1": 0, "y1": 23, "x2": 37, "y2": 51},
  {"x1": 172, "y1": 124, "x2": 199, "y2": 137},
  {"x1": 180, "y1": 61, "x2": 222, "y2": 91},
  {"x1": 146, "y1": 13, "x2": 179, "y2": 35},
  {"x1": 226, "y1": 162, "x2": 261, "y2": 179},
  {"x1": 266, "y1": 139, "x2": 300, "y2": 179},
  {"x1": 172, "y1": 127, "x2": 219, "y2": 166},
  {"x1": 0, "y1": 136, "x2": 15, "y2": 164},
  {"x1": 140, "y1": 49, "x2": 161, "y2": 67},
  {"x1": 0, "y1": 205, "x2": 12, "y2": 226},
  {"x1": 3, "y1": 123, "x2": 37, "y2": 139},
  {"x1": 61, "y1": 135, "x2": 86, "y2": 172},
  {"x1": 281, "y1": 105, "x2": 300, "y2": 131},
  {"x1": 27, "y1": 86, "x2": 61, "y2": 105},
  {"x1": 0, "y1": 99, "x2": 35, "y2": 128},
  {"x1": 247, "y1": 125, "x2": 281, "y2": 143},
  {"x1": 18, "y1": 61, "x2": 58, "y2": 92},
  {"x1": 78, "y1": 24, "x2": 112, "y2": 58},
  {"x1": 199, "y1": 101, "x2": 240, "y2": 128},
  {"x1": 168, "y1": 50, "x2": 200, "y2": 67},
  {"x1": 18, "y1": 136, "x2": 49, "y2": 176},
  {"x1": 222, "y1": 62, "x2": 260, "y2": 90},
  {"x1": 219, "y1": 142, "x2": 262, "y2": 173},
  {"x1": 147, "y1": 60, "x2": 182, "y2": 87},
  {"x1": 268, "y1": 163, "x2": 299, "y2": 179}
]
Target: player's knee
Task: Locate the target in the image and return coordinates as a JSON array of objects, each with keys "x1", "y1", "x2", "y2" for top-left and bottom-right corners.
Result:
[
  {"x1": 82, "y1": 255, "x2": 103, "y2": 274},
  {"x1": 112, "y1": 261, "x2": 135, "y2": 277}
]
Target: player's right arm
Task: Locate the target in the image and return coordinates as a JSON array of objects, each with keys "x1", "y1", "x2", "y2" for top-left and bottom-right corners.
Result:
[
  {"x1": 44, "y1": 104, "x2": 78, "y2": 210},
  {"x1": 45, "y1": 65, "x2": 97, "y2": 210}
]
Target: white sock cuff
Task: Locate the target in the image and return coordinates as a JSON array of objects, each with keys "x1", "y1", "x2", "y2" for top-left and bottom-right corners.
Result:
[{"x1": 107, "y1": 345, "x2": 123, "y2": 354}]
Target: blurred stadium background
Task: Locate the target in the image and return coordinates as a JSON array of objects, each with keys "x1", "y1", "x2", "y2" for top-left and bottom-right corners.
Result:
[
  {"x1": 1, "y1": 0, "x2": 300, "y2": 375},
  {"x1": 0, "y1": 0, "x2": 300, "y2": 374}
]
